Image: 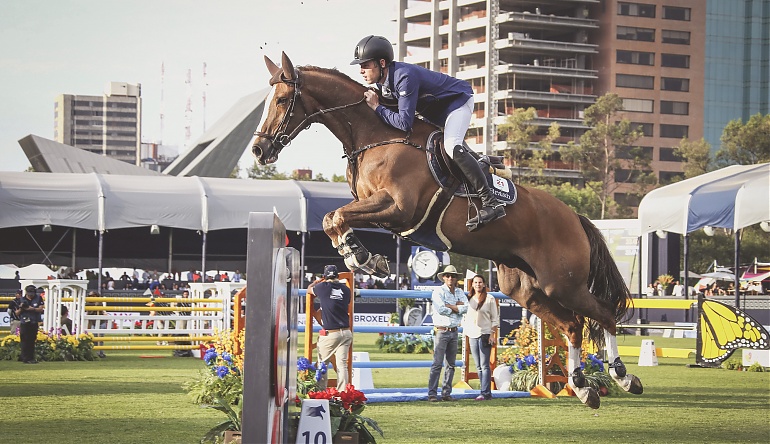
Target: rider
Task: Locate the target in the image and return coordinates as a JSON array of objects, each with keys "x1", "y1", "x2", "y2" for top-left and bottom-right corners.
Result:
[{"x1": 351, "y1": 35, "x2": 506, "y2": 231}]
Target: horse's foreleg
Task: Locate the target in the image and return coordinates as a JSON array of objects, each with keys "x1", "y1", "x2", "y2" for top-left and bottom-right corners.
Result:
[
  {"x1": 604, "y1": 330, "x2": 644, "y2": 395},
  {"x1": 322, "y1": 191, "x2": 404, "y2": 278}
]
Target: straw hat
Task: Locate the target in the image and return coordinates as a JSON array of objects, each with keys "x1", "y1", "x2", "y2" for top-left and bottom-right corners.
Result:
[{"x1": 437, "y1": 265, "x2": 460, "y2": 279}]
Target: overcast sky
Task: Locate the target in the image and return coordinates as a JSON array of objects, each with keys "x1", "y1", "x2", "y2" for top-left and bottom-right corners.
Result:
[{"x1": 0, "y1": 0, "x2": 396, "y2": 178}]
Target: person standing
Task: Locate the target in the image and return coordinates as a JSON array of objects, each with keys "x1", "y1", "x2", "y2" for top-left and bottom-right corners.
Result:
[
  {"x1": 428, "y1": 265, "x2": 468, "y2": 402},
  {"x1": 7, "y1": 289, "x2": 23, "y2": 336},
  {"x1": 308, "y1": 265, "x2": 353, "y2": 391},
  {"x1": 672, "y1": 281, "x2": 684, "y2": 298},
  {"x1": 16, "y1": 285, "x2": 44, "y2": 364},
  {"x1": 463, "y1": 274, "x2": 499, "y2": 401}
]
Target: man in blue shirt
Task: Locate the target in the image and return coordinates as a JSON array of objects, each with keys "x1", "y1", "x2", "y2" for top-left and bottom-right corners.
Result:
[
  {"x1": 308, "y1": 265, "x2": 353, "y2": 390},
  {"x1": 16, "y1": 285, "x2": 44, "y2": 364},
  {"x1": 427, "y1": 265, "x2": 468, "y2": 401},
  {"x1": 352, "y1": 35, "x2": 506, "y2": 231}
]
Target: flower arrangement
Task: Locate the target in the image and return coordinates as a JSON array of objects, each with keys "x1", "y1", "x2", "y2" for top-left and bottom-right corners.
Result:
[
  {"x1": 182, "y1": 329, "x2": 244, "y2": 443},
  {"x1": 0, "y1": 329, "x2": 95, "y2": 362},
  {"x1": 306, "y1": 384, "x2": 383, "y2": 444},
  {"x1": 497, "y1": 318, "x2": 616, "y2": 394},
  {"x1": 375, "y1": 332, "x2": 433, "y2": 354}
]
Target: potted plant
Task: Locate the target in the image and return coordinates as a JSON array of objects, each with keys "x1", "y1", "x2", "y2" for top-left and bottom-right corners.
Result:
[{"x1": 306, "y1": 385, "x2": 383, "y2": 444}]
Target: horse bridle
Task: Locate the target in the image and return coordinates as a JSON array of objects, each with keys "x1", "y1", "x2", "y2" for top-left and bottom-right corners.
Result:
[{"x1": 254, "y1": 69, "x2": 366, "y2": 157}]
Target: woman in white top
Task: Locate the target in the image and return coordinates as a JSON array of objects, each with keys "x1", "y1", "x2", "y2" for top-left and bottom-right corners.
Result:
[{"x1": 463, "y1": 274, "x2": 500, "y2": 400}]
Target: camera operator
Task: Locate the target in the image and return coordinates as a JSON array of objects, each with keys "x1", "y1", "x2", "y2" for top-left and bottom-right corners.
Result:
[
  {"x1": 6, "y1": 289, "x2": 23, "y2": 336},
  {"x1": 16, "y1": 285, "x2": 45, "y2": 364}
]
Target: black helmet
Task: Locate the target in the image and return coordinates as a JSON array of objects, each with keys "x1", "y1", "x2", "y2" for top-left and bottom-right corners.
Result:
[
  {"x1": 350, "y1": 35, "x2": 394, "y2": 65},
  {"x1": 323, "y1": 265, "x2": 339, "y2": 279}
]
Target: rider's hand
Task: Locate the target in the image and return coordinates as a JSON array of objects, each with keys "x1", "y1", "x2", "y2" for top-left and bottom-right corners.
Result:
[{"x1": 364, "y1": 90, "x2": 379, "y2": 111}]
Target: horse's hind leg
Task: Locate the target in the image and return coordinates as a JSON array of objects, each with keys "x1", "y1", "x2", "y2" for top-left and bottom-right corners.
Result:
[
  {"x1": 604, "y1": 330, "x2": 643, "y2": 394},
  {"x1": 497, "y1": 266, "x2": 600, "y2": 409}
]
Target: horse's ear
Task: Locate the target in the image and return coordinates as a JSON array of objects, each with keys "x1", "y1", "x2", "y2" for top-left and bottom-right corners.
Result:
[
  {"x1": 281, "y1": 52, "x2": 296, "y2": 81},
  {"x1": 264, "y1": 55, "x2": 280, "y2": 77}
]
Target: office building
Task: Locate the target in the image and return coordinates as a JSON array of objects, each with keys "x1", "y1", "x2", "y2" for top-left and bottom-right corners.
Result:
[{"x1": 54, "y1": 82, "x2": 142, "y2": 165}]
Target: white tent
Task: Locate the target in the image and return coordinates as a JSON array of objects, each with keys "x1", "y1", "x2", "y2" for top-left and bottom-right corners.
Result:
[
  {"x1": 0, "y1": 171, "x2": 355, "y2": 233},
  {"x1": 638, "y1": 163, "x2": 770, "y2": 235}
]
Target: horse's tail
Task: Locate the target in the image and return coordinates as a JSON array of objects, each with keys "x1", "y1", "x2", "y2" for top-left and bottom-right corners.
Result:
[{"x1": 578, "y1": 214, "x2": 633, "y2": 348}]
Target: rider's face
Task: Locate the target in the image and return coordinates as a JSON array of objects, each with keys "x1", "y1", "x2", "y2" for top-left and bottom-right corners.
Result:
[{"x1": 359, "y1": 60, "x2": 382, "y2": 84}]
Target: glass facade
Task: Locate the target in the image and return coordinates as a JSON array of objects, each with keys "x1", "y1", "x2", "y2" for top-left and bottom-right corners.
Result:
[{"x1": 704, "y1": 0, "x2": 770, "y2": 152}]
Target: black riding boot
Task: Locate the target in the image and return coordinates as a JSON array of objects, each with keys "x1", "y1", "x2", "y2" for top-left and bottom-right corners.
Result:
[{"x1": 452, "y1": 145, "x2": 506, "y2": 231}]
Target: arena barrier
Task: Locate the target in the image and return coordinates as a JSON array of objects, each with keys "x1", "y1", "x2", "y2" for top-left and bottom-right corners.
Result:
[{"x1": 12, "y1": 279, "x2": 245, "y2": 351}]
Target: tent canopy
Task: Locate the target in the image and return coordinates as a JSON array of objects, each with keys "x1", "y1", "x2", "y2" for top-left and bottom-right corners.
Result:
[
  {"x1": 0, "y1": 172, "x2": 357, "y2": 233},
  {"x1": 638, "y1": 163, "x2": 770, "y2": 235}
]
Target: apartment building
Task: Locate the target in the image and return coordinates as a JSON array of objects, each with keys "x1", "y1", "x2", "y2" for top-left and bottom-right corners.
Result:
[
  {"x1": 594, "y1": 1, "x2": 705, "y2": 206},
  {"x1": 396, "y1": 0, "x2": 599, "y2": 181},
  {"x1": 54, "y1": 82, "x2": 142, "y2": 165}
]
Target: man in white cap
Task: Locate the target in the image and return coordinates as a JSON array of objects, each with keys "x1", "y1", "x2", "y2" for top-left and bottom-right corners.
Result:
[{"x1": 428, "y1": 265, "x2": 468, "y2": 401}]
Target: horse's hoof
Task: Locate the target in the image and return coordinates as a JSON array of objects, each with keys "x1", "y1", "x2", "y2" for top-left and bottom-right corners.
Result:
[
  {"x1": 370, "y1": 254, "x2": 390, "y2": 278},
  {"x1": 614, "y1": 373, "x2": 644, "y2": 395},
  {"x1": 627, "y1": 375, "x2": 643, "y2": 395},
  {"x1": 575, "y1": 386, "x2": 601, "y2": 410}
]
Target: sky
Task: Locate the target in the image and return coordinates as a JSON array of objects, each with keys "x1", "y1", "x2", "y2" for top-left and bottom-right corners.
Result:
[{"x1": 0, "y1": 0, "x2": 396, "y2": 179}]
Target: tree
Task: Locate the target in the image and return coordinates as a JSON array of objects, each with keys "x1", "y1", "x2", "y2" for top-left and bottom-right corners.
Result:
[
  {"x1": 497, "y1": 107, "x2": 560, "y2": 185},
  {"x1": 717, "y1": 113, "x2": 770, "y2": 166},
  {"x1": 674, "y1": 137, "x2": 712, "y2": 179},
  {"x1": 560, "y1": 93, "x2": 654, "y2": 219},
  {"x1": 535, "y1": 181, "x2": 604, "y2": 219},
  {"x1": 331, "y1": 174, "x2": 347, "y2": 183},
  {"x1": 246, "y1": 162, "x2": 288, "y2": 180}
]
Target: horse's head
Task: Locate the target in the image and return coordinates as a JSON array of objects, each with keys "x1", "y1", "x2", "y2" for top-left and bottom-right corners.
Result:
[{"x1": 252, "y1": 52, "x2": 306, "y2": 165}]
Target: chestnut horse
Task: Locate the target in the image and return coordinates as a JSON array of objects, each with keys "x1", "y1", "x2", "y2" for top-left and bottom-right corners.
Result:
[{"x1": 252, "y1": 53, "x2": 643, "y2": 408}]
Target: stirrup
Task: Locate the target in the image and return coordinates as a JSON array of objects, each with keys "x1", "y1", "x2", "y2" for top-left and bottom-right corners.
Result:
[{"x1": 466, "y1": 205, "x2": 506, "y2": 232}]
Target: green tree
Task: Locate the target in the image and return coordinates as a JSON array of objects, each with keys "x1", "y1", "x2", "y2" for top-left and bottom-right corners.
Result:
[
  {"x1": 331, "y1": 174, "x2": 348, "y2": 183},
  {"x1": 535, "y1": 181, "x2": 604, "y2": 219},
  {"x1": 497, "y1": 107, "x2": 560, "y2": 185},
  {"x1": 674, "y1": 137, "x2": 713, "y2": 179},
  {"x1": 560, "y1": 93, "x2": 654, "y2": 219},
  {"x1": 717, "y1": 113, "x2": 770, "y2": 166},
  {"x1": 247, "y1": 162, "x2": 288, "y2": 180}
]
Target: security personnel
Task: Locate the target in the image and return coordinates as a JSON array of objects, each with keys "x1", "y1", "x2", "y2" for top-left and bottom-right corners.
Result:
[
  {"x1": 16, "y1": 285, "x2": 44, "y2": 364},
  {"x1": 307, "y1": 265, "x2": 352, "y2": 390}
]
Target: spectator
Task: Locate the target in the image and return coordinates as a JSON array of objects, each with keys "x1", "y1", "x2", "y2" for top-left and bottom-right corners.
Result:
[
  {"x1": 60, "y1": 306, "x2": 73, "y2": 335},
  {"x1": 222, "y1": 272, "x2": 230, "y2": 282},
  {"x1": 17, "y1": 285, "x2": 44, "y2": 364},
  {"x1": 14, "y1": 270, "x2": 20, "y2": 281},
  {"x1": 672, "y1": 281, "x2": 684, "y2": 298},
  {"x1": 7, "y1": 289, "x2": 23, "y2": 336},
  {"x1": 428, "y1": 265, "x2": 467, "y2": 402},
  {"x1": 232, "y1": 270, "x2": 242, "y2": 282}
]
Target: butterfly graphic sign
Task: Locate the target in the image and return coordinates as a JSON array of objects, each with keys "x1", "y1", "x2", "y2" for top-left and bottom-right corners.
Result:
[{"x1": 697, "y1": 298, "x2": 770, "y2": 366}]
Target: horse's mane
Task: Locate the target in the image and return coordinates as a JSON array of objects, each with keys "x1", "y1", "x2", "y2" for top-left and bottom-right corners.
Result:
[{"x1": 299, "y1": 65, "x2": 364, "y2": 90}]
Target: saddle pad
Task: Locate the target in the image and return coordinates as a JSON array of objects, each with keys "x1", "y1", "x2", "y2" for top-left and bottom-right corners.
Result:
[{"x1": 427, "y1": 150, "x2": 517, "y2": 205}]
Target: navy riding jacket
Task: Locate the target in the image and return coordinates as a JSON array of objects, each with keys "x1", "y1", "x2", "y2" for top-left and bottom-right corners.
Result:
[{"x1": 374, "y1": 61, "x2": 473, "y2": 132}]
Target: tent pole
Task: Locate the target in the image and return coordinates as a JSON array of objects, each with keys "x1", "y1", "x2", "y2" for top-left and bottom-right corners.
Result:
[
  {"x1": 201, "y1": 232, "x2": 207, "y2": 279},
  {"x1": 97, "y1": 231, "x2": 103, "y2": 292},
  {"x1": 71, "y1": 229, "x2": 77, "y2": 271},
  {"x1": 301, "y1": 232, "x2": 306, "y2": 287},
  {"x1": 683, "y1": 233, "x2": 689, "y2": 322},
  {"x1": 168, "y1": 228, "x2": 173, "y2": 278},
  {"x1": 734, "y1": 229, "x2": 740, "y2": 308}
]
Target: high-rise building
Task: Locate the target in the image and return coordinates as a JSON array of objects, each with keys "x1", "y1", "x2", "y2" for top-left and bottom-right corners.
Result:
[
  {"x1": 54, "y1": 82, "x2": 142, "y2": 165},
  {"x1": 595, "y1": 0, "x2": 705, "y2": 205},
  {"x1": 396, "y1": 0, "x2": 598, "y2": 180},
  {"x1": 704, "y1": 0, "x2": 770, "y2": 150}
]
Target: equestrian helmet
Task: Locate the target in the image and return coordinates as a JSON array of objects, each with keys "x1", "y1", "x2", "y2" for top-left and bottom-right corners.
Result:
[{"x1": 350, "y1": 35, "x2": 394, "y2": 65}]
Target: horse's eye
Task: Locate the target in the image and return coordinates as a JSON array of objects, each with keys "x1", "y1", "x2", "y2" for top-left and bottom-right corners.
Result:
[{"x1": 276, "y1": 97, "x2": 289, "y2": 106}]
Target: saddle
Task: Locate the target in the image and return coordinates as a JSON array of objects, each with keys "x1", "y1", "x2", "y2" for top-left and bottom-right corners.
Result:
[
  {"x1": 396, "y1": 131, "x2": 517, "y2": 252},
  {"x1": 424, "y1": 131, "x2": 517, "y2": 205}
]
